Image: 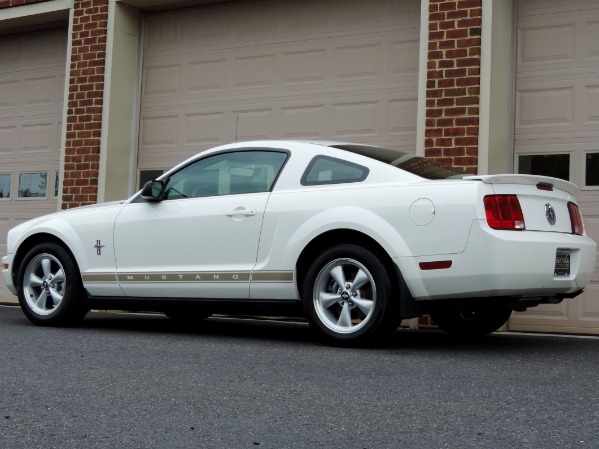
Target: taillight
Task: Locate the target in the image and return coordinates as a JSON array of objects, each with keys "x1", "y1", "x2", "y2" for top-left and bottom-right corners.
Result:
[
  {"x1": 568, "y1": 202, "x2": 584, "y2": 235},
  {"x1": 484, "y1": 195, "x2": 526, "y2": 231}
]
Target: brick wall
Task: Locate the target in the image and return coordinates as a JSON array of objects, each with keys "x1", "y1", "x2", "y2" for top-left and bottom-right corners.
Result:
[
  {"x1": 0, "y1": 0, "x2": 49, "y2": 8},
  {"x1": 425, "y1": 0, "x2": 482, "y2": 174},
  {"x1": 62, "y1": 0, "x2": 108, "y2": 209}
]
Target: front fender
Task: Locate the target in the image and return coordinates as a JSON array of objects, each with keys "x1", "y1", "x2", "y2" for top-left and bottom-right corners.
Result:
[{"x1": 11, "y1": 204, "x2": 124, "y2": 275}]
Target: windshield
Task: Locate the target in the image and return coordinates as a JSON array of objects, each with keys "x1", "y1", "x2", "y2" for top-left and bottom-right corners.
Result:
[{"x1": 330, "y1": 144, "x2": 465, "y2": 180}]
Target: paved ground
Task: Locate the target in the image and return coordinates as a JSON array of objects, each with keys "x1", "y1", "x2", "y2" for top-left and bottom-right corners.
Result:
[{"x1": 1, "y1": 305, "x2": 598, "y2": 449}]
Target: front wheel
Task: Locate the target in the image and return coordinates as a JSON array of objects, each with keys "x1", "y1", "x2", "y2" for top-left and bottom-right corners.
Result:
[
  {"x1": 429, "y1": 306, "x2": 512, "y2": 338},
  {"x1": 301, "y1": 244, "x2": 399, "y2": 345},
  {"x1": 17, "y1": 243, "x2": 88, "y2": 326}
]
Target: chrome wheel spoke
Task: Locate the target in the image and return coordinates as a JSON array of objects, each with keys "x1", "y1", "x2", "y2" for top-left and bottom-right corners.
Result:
[
  {"x1": 52, "y1": 269, "x2": 65, "y2": 284},
  {"x1": 35, "y1": 290, "x2": 49, "y2": 310},
  {"x1": 352, "y1": 297, "x2": 374, "y2": 316},
  {"x1": 48, "y1": 287, "x2": 63, "y2": 306},
  {"x1": 351, "y1": 269, "x2": 370, "y2": 291},
  {"x1": 29, "y1": 274, "x2": 44, "y2": 288},
  {"x1": 329, "y1": 266, "x2": 346, "y2": 289},
  {"x1": 337, "y1": 302, "x2": 352, "y2": 328},
  {"x1": 41, "y1": 258, "x2": 52, "y2": 278},
  {"x1": 319, "y1": 292, "x2": 341, "y2": 309}
]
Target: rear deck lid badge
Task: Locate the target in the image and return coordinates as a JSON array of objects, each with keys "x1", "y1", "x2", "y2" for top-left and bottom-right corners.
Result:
[{"x1": 545, "y1": 203, "x2": 556, "y2": 225}]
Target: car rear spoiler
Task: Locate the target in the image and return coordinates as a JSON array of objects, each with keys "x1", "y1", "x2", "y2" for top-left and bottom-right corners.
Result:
[{"x1": 463, "y1": 175, "x2": 579, "y2": 196}]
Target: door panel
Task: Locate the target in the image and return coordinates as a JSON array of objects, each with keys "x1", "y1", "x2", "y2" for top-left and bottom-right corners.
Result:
[{"x1": 114, "y1": 193, "x2": 268, "y2": 298}]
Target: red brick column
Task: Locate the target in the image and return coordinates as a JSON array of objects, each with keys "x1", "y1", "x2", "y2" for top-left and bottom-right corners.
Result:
[
  {"x1": 0, "y1": 0, "x2": 49, "y2": 7},
  {"x1": 425, "y1": 0, "x2": 482, "y2": 174},
  {"x1": 62, "y1": 0, "x2": 108, "y2": 209}
]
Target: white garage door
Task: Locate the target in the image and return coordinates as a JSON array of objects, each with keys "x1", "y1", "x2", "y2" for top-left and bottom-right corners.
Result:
[
  {"x1": 510, "y1": 0, "x2": 599, "y2": 334},
  {"x1": 0, "y1": 28, "x2": 67, "y2": 304},
  {"x1": 138, "y1": 0, "x2": 420, "y2": 178}
]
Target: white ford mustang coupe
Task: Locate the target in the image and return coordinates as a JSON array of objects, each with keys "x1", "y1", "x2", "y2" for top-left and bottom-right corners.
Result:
[{"x1": 2, "y1": 141, "x2": 597, "y2": 343}]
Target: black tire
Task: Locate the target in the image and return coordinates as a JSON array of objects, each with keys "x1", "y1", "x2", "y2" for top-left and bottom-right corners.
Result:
[
  {"x1": 301, "y1": 243, "x2": 400, "y2": 345},
  {"x1": 429, "y1": 306, "x2": 512, "y2": 338},
  {"x1": 16, "y1": 242, "x2": 88, "y2": 326}
]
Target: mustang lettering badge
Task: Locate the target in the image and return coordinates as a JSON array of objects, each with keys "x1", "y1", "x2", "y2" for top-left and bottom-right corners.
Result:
[
  {"x1": 94, "y1": 240, "x2": 105, "y2": 256},
  {"x1": 545, "y1": 203, "x2": 556, "y2": 226}
]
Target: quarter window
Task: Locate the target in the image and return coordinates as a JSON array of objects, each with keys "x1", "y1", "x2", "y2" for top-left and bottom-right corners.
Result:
[
  {"x1": 301, "y1": 156, "x2": 369, "y2": 186},
  {"x1": 163, "y1": 150, "x2": 288, "y2": 200}
]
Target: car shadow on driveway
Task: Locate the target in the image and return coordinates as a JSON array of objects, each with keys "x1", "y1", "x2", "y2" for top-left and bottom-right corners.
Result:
[
  {"x1": 75, "y1": 310, "x2": 599, "y2": 353},
  {"x1": 5, "y1": 306, "x2": 595, "y2": 352}
]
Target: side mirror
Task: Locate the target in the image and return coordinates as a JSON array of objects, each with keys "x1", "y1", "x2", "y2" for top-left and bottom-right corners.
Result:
[{"x1": 140, "y1": 180, "x2": 165, "y2": 202}]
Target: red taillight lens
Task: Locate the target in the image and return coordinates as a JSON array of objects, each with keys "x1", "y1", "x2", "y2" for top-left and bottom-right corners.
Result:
[
  {"x1": 484, "y1": 195, "x2": 526, "y2": 231},
  {"x1": 568, "y1": 202, "x2": 584, "y2": 235}
]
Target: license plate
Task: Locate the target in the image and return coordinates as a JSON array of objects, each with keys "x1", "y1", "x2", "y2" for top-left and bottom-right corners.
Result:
[{"x1": 554, "y1": 249, "x2": 570, "y2": 277}]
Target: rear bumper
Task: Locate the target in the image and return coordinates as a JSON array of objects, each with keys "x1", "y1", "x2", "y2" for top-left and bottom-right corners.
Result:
[
  {"x1": 1, "y1": 255, "x2": 17, "y2": 296},
  {"x1": 398, "y1": 220, "x2": 597, "y2": 300}
]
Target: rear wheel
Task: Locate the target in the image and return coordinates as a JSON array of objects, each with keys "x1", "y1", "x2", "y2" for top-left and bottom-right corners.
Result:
[
  {"x1": 301, "y1": 244, "x2": 399, "y2": 344},
  {"x1": 17, "y1": 242, "x2": 88, "y2": 326},
  {"x1": 429, "y1": 306, "x2": 512, "y2": 338}
]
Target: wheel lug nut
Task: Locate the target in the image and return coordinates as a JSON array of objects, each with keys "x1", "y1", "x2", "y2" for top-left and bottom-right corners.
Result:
[{"x1": 346, "y1": 284, "x2": 351, "y2": 289}]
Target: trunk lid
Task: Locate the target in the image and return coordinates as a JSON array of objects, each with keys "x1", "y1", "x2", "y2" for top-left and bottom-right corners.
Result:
[{"x1": 465, "y1": 174, "x2": 578, "y2": 233}]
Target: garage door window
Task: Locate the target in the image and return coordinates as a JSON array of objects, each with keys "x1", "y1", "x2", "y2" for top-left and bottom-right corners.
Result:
[
  {"x1": 0, "y1": 174, "x2": 11, "y2": 199},
  {"x1": 518, "y1": 154, "x2": 570, "y2": 181},
  {"x1": 54, "y1": 172, "x2": 60, "y2": 197},
  {"x1": 18, "y1": 172, "x2": 48, "y2": 199},
  {"x1": 585, "y1": 153, "x2": 599, "y2": 186},
  {"x1": 139, "y1": 170, "x2": 165, "y2": 190}
]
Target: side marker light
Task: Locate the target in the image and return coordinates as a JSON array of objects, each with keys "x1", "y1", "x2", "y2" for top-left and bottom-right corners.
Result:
[{"x1": 419, "y1": 261, "x2": 452, "y2": 270}]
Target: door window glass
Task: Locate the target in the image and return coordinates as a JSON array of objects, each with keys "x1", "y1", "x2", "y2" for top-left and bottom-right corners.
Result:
[{"x1": 164, "y1": 150, "x2": 288, "y2": 200}]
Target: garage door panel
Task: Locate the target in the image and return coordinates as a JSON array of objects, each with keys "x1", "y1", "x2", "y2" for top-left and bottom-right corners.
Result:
[
  {"x1": 141, "y1": 30, "x2": 418, "y2": 107},
  {"x1": 0, "y1": 70, "x2": 65, "y2": 116},
  {"x1": 139, "y1": 0, "x2": 420, "y2": 171},
  {"x1": 516, "y1": 77, "x2": 599, "y2": 138},
  {"x1": 519, "y1": 14, "x2": 599, "y2": 74},
  {"x1": 0, "y1": 28, "x2": 66, "y2": 304},
  {"x1": 513, "y1": 0, "x2": 599, "y2": 334},
  {"x1": 139, "y1": 92, "x2": 417, "y2": 168}
]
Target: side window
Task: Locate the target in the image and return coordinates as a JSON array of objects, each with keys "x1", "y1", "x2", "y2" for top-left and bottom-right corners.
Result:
[
  {"x1": 301, "y1": 156, "x2": 369, "y2": 186},
  {"x1": 163, "y1": 150, "x2": 288, "y2": 200}
]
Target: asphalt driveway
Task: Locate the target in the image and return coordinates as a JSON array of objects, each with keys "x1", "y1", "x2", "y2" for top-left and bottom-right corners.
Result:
[{"x1": 1, "y1": 305, "x2": 598, "y2": 449}]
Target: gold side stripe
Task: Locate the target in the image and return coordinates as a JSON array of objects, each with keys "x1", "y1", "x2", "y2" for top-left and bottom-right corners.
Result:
[
  {"x1": 251, "y1": 271, "x2": 294, "y2": 283},
  {"x1": 82, "y1": 271, "x2": 294, "y2": 284},
  {"x1": 119, "y1": 272, "x2": 251, "y2": 283},
  {"x1": 81, "y1": 274, "x2": 118, "y2": 282}
]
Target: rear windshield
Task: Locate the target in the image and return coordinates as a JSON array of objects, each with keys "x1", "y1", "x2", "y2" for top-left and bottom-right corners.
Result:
[{"x1": 330, "y1": 144, "x2": 465, "y2": 180}]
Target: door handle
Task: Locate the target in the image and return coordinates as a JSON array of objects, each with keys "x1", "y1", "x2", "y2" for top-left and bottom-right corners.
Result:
[{"x1": 226, "y1": 208, "x2": 257, "y2": 217}]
